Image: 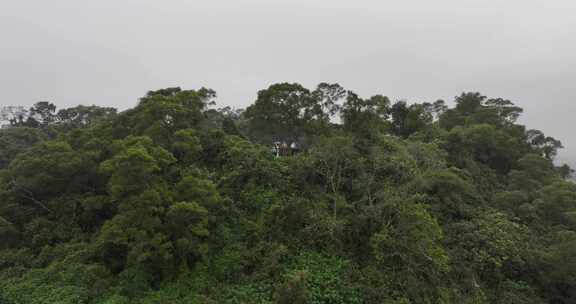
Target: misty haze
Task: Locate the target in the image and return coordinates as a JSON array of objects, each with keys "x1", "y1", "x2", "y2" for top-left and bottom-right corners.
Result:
[{"x1": 1, "y1": 1, "x2": 575, "y2": 303}]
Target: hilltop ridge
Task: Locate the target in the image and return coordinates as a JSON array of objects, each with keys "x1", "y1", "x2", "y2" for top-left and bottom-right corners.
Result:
[{"x1": 1, "y1": 84, "x2": 575, "y2": 304}]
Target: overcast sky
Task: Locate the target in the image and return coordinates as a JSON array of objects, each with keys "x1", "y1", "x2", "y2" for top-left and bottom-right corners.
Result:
[{"x1": 1, "y1": 0, "x2": 575, "y2": 165}]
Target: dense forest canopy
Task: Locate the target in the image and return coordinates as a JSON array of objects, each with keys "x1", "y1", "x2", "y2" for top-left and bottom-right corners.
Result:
[{"x1": 0, "y1": 84, "x2": 575, "y2": 304}]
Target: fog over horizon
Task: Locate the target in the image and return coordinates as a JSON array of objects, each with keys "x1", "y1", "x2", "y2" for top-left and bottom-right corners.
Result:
[{"x1": 1, "y1": 0, "x2": 575, "y2": 166}]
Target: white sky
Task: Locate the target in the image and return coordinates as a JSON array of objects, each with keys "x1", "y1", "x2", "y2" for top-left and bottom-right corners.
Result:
[{"x1": 1, "y1": 0, "x2": 575, "y2": 165}]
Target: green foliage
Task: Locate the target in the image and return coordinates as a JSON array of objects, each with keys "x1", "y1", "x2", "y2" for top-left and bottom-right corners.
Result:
[
  {"x1": 100, "y1": 136, "x2": 175, "y2": 198},
  {"x1": 172, "y1": 129, "x2": 202, "y2": 164},
  {"x1": 0, "y1": 86, "x2": 574, "y2": 303},
  {"x1": 0, "y1": 127, "x2": 45, "y2": 169},
  {"x1": 275, "y1": 271, "x2": 309, "y2": 304},
  {"x1": 245, "y1": 82, "x2": 345, "y2": 142},
  {"x1": 279, "y1": 252, "x2": 361, "y2": 304},
  {"x1": 369, "y1": 202, "x2": 449, "y2": 303},
  {"x1": 0, "y1": 243, "x2": 114, "y2": 304}
]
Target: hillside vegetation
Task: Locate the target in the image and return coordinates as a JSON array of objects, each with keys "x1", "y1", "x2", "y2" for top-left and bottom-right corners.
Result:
[{"x1": 1, "y1": 84, "x2": 575, "y2": 303}]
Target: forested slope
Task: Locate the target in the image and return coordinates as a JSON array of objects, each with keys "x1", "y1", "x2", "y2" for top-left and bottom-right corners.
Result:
[{"x1": 0, "y1": 84, "x2": 575, "y2": 303}]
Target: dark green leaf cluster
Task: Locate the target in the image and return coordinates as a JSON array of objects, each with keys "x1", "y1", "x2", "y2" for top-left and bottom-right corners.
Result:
[{"x1": 0, "y1": 84, "x2": 574, "y2": 303}]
